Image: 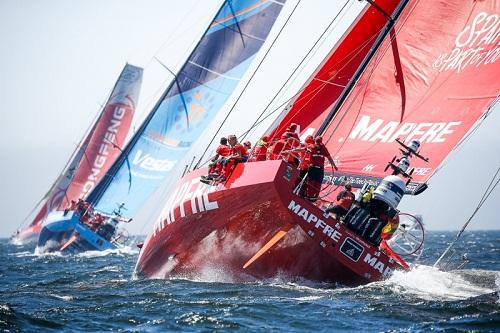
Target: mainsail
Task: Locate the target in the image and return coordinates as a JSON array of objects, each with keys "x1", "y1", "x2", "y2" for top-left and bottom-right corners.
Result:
[
  {"x1": 319, "y1": 0, "x2": 500, "y2": 192},
  {"x1": 266, "y1": 0, "x2": 402, "y2": 141},
  {"x1": 20, "y1": 64, "x2": 143, "y2": 238},
  {"x1": 87, "y1": 0, "x2": 287, "y2": 217}
]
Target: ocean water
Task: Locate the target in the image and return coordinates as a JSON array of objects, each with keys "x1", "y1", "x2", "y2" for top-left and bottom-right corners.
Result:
[{"x1": 1, "y1": 231, "x2": 499, "y2": 332}]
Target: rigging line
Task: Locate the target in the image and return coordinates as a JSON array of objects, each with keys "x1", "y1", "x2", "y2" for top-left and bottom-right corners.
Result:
[
  {"x1": 143, "y1": 0, "x2": 205, "y2": 69},
  {"x1": 238, "y1": 29, "x2": 381, "y2": 140},
  {"x1": 155, "y1": 57, "x2": 191, "y2": 129},
  {"x1": 434, "y1": 166, "x2": 500, "y2": 268},
  {"x1": 240, "y1": 0, "x2": 352, "y2": 141},
  {"x1": 193, "y1": 0, "x2": 304, "y2": 169},
  {"x1": 196, "y1": 28, "x2": 385, "y2": 169},
  {"x1": 323, "y1": 0, "x2": 418, "y2": 148},
  {"x1": 227, "y1": 0, "x2": 246, "y2": 47}
]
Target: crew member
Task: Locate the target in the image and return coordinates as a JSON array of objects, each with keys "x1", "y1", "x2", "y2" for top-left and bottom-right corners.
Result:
[
  {"x1": 294, "y1": 135, "x2": 314, "y2": 195},
  {"x1": 249, "y1": 136, "x2": 270, "y2": 162},
  {"x1": 304, "y1": 136, "x2": 337, "y2": 202},
  {"x1": 325, "y1": 183, "x2": 355, "y2": 218},
  {"x1": 201, "y1": 137, "x2": 231, "y2": 182},
  {"x1": 267, "y1": 123, "x2": 300, "y2": 162},
  {"x1": 243, "y1": 141, "x2": 252, "y2": 162},
  {"x1": 219, "y1": 135, "x2": 246, "y2": 181},
  {"x1": 380, "y1": 210, "x2": 400, "y2": 241}
]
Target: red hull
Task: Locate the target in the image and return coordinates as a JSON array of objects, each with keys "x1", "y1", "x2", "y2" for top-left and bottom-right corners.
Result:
[{"x1": 136, "y1": 161, "x2": 405, "y2": 285}]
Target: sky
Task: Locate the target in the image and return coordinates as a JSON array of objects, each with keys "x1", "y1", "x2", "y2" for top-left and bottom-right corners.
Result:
[{"x1": 0, "y1": 0, "x2": 498, "y2": 237}]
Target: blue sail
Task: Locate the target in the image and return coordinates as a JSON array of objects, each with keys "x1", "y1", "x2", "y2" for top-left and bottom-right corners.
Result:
[{"x1": 87, "y1": 0, "x2": 286, "y2": 216}]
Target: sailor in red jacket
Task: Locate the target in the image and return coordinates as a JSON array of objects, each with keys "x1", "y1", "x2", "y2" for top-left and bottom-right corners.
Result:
[
  {"x1": 201, "y1": 137, "x2": 231, "y2": 182},
  {"x1": 267, "y1": 123, "x2": 300, "y2": 162},
  {"x1": 304, "y1": 136, "x2": 337, "y2": 202},
  {"x1": 219, "y1": 135, "x2": 246, "y2": 181},
  {"x1": 249, "y1": 135, "x2": 270, "y2": 162},
  {"x1": 294, "y1": 135, "x2": 314, "y2": 195},
  {"x1": 325, "y1": 183, "x2": 355, "y2": 218}
]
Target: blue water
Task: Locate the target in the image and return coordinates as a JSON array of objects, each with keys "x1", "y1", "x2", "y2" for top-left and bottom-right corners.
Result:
[{"x1": 1, "y1": 231, "x2": 499, "y2": 332}]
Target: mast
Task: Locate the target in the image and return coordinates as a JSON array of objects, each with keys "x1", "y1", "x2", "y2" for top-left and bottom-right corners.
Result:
[
  {"x1": 316, "y1": 0, "x2": 409, "y2": 136},
  {"x1": 86, "y1": 1, "x2": 232, "y2": 206}
]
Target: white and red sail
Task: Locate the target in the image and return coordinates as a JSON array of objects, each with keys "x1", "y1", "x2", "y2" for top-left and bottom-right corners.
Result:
[
  {"x1": 16, "y1": 64, "x2": 142, "y2": 242},
  {"x1": 320, "y1": 0, "x2": 500, "y2": 189}
]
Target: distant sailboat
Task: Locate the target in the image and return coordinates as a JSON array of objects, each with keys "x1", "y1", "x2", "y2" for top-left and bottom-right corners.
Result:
[
  {"x1": 37, "y1": 0, "x2": 287, "y2": 253},
  {"x1": 135, "y1": 0, "x2": 499, "y2": 285},
  {"x1": 13, "y1": 64, "x2": 143, "y2": 244}
]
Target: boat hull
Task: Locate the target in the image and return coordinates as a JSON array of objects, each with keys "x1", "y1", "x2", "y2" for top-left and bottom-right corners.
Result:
[
  {"x1": 37, "y1": 211, "x2": 117, "y2": 253},
  {"x1": 11, "y1": 224, "x2": 42, "y2": 244},
  {"x1": 135, "y1": 161, "x2": 404, "y2": 285}
]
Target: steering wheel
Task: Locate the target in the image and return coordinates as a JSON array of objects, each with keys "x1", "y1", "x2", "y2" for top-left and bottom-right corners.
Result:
[{"x1": 386, "y1": 213, "x2": 425, "y2": 256}]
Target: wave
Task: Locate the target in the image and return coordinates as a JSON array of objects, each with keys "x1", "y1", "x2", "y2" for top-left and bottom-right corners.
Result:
[{"x1": 385, "y1": 265, "x2": 498, "y2": 301}]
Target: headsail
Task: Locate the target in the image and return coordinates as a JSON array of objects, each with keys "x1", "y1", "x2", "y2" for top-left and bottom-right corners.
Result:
[
  {"x1": 318, "y1": 0, "x2": 500, "y2": 192},
  {"x1": 87, "y1": 0, "x2": 287, "y2": 217},
  {"x1": 265, "y1": 0, "x2": 402, "y2": 140},
  {"x1": 24, "y1": 64, "x2": 143, "y2": 231}
]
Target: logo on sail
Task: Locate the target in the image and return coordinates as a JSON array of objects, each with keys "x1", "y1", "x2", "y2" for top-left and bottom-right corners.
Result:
[
  {"x1": 132, "y1": 150, "x2": 177, "y2": 172},
  {"x1": 433, "y1": 12, "x2": 500, "y2": 73}
]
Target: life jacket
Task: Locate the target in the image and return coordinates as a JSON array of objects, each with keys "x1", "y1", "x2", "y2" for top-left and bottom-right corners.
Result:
[{"x1": 336, "y1": 190, "x2": 355, "y2": 210}]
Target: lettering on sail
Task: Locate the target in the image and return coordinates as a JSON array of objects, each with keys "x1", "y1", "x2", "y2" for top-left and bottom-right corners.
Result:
[
  {"x1": 80, "y1": 105, "x2": 126, "y2": 196},
  {"x1": 433, "y1": 12, "x2": 500, "y2": 73},
  {"x1": 152, "y1": 177, "x2": 219, "y2": 237},
  {"x1": 348, "y1": 115, "x2": 461, "y2": 143},
  {"x1": 132, "y1": 150, "x2": 177, "y2": 172}
]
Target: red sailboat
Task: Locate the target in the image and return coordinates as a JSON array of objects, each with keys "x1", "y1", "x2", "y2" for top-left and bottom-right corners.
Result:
[{"x1": 135, "y1": 0, "x2": 500, "y2": 285}]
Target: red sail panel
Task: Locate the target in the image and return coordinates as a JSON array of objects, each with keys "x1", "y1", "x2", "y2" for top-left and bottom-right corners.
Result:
[
  {"x1": 322, "y1": 0, "x2": 500, "y2": 186},
  {"x1": 62, "y1": 66, "x2": 143, "y2": 206},
  {"x1": 27, "y1": 64, "x2": 143, "y2": 229},
  {"x1": 267, "y1": 0, "x2": 402, "y2": 140}
]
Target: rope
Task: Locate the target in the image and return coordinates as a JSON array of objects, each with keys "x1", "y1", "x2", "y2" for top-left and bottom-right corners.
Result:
[
  {"x1": 193, "y1": 0, "x2": 304, "y2": 169},
  {"x1": 240, "y1": 0, "x2": 352, "y2": 141},
  {"x1": 434, "y1": 166, "x2": 500, "y2": 268}
]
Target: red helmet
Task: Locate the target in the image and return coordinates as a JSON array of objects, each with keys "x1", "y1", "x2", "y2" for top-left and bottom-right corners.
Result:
[
  {"x1": 305, "y1": 135, "x2": 314, "y2": 144},
  {"x1": 261, "y1": 135, "x2": 270, "y2": 142},
  {"x1": 288, "y1": 123, "x2": 298, "y2": 131},
  {"x1": 315, "y1": 136, "x2": 323, "y2": 143}
]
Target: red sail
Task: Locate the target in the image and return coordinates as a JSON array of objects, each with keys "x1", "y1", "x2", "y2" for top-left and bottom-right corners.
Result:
[
  {"x1": 322, "y1": 0, "x2": 500, "y2": 188},
  {"x1": 267, "y1": 0, "x2": 402, "y2": 140},
  {"x1": 24, "y1": 64, "x2": 143, "y2": 234}
]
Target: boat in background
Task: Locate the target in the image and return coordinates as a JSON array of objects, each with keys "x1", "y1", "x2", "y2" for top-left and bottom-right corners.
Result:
[
  {"x1": 37, "y1": 0, "x2": 287, "y2": 253},
  {"x1": 13, "y1": 64, "x2": 143, "y2": 244},
  {"x1": 135, "y1": 0, "x2": 499, "y2": 285}
]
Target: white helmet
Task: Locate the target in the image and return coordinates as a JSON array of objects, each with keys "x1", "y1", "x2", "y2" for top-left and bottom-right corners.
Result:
[
  {"x1": 372, "y1": 175, "x2": 406, "y2": 208},
  {"x1": 397, "y1": 156, "x2": 410, "y2": 172},
  {"x1": 408, "y1": 139, "x2": 420, "y2": 154}
]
